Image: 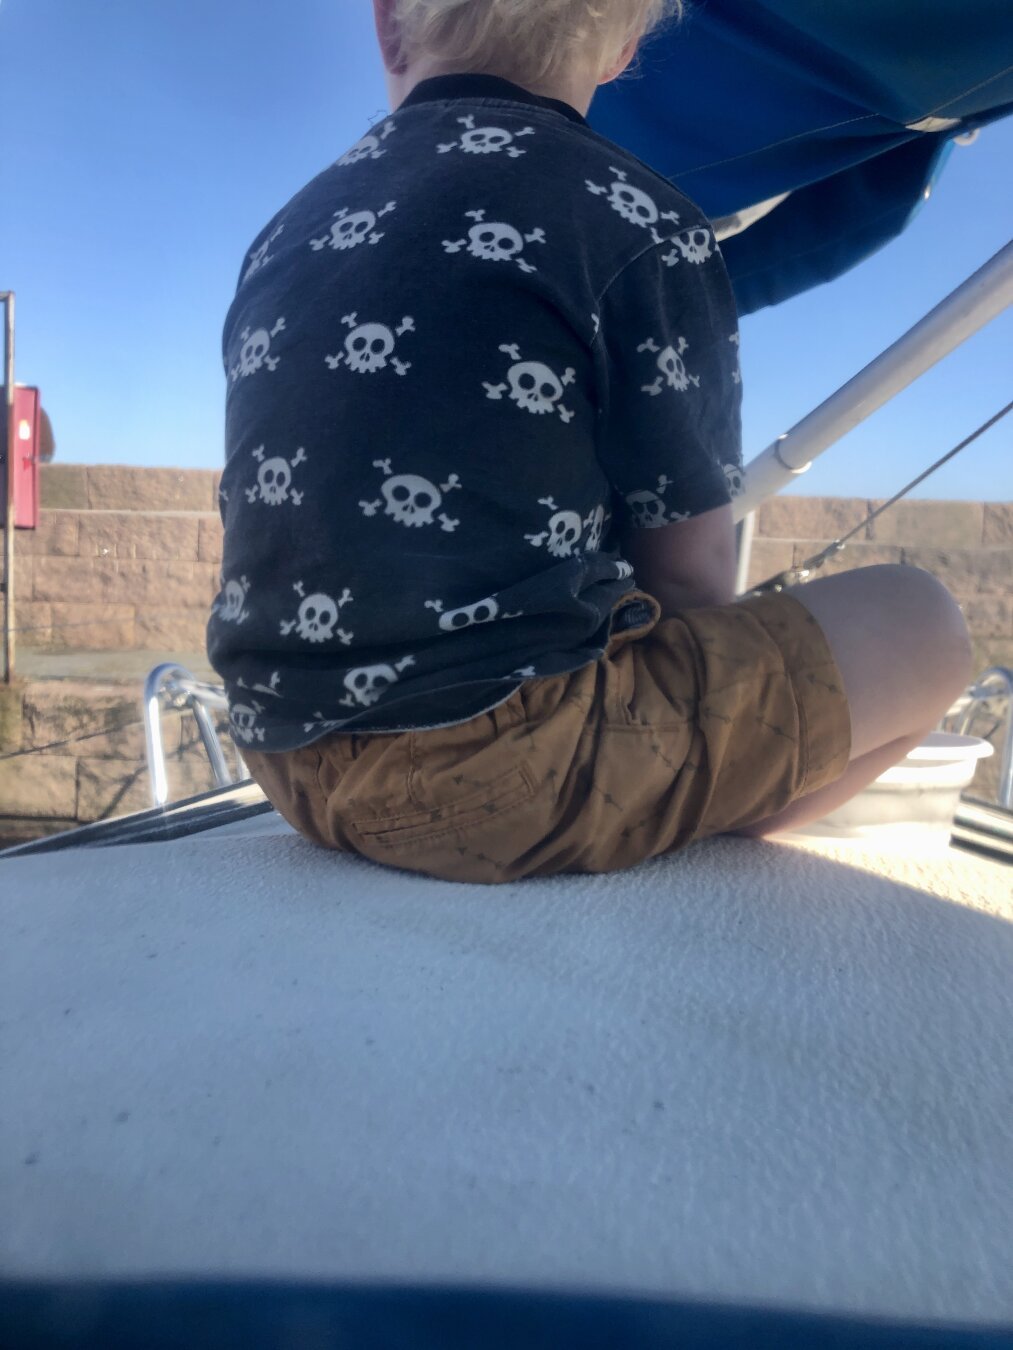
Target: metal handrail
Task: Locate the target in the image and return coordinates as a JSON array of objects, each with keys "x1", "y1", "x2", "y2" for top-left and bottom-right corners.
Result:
[
  {"x1": 143, "y1": 662, "x2": 243, "y2": 808},
  {"x1": 947, "y1": 666, "x2": 1013, "y2": 810}
]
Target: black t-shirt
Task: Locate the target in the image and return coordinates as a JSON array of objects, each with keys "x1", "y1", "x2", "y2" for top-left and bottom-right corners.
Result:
[{"x1": 208, "y1": 74, "x2": 743, "y2": 752}]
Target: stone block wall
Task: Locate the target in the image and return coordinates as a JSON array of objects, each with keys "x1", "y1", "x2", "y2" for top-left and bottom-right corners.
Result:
[{"x1": 7, "y1": 464, "x2": 223, "y2": 654}]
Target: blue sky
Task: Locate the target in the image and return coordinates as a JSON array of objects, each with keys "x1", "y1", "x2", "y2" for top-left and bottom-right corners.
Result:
[{"x1": 2, "y1": 0, "x2": 1010, "y2": 499}]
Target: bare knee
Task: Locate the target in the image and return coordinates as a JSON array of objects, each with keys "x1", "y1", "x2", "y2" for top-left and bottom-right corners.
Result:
[
  {"x1": 870, "y1": 564, "x2": 973, "y2": 698},
  {"x1": 787, "y1": 564, "x2": 973, "y2": 755}
]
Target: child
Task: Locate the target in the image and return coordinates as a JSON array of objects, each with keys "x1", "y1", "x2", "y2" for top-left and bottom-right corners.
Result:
[{"x1": 208, "y1": 0, "x2": 972, "y2": 882}]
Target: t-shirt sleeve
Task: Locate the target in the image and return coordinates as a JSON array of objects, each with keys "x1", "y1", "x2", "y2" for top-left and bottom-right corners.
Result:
[{"x1": 594, "y1": 231, "x2": 744, "y2": 530}]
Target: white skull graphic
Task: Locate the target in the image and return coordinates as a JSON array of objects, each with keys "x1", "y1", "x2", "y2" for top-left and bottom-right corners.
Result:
[
  {"x1": 296, "y1": 594, "x2": 338, "y2": 642},
  {"x1": 438, "y1": 116, "x2": 535, "y2": 157},
  {"x1": 340, "y1": 656, "x2": 415, "y2": 708},
  {"x1": 347, "y1": 322, "x2": 394, "y2": 372},
  {"x1": 310, "y1": 202, "x2": 395, "y2": 252},
  {"x1": 326, "y1": 313, "x2": 413, "y2": 376},
  {"x1": 382, "y1": 474, "x2": 442, "y2": 527},
  {"x1": 638, "y1": 336, "x2": 699, "y2": 396},
  {"x1": 469, "y1": 220, "x2": 523, "y2": 261},
  {"x1": 218, "y1": 577, "x2": 250, "y2": 623},
  {"x1": 280, "y1": 583, "x2": 352, "y2": 643},
  {"x1": 257, "y1": 457, "x2": 291, "y2": 505},
  {"x1": 246, "y1": 445, "x2": 307, "y2": 506},
  {"x1": 525, "y1": 496, "x2": 582, "y2": 558},
  {"x1": 242, "y1": 223, "x2": 283, "y2": 283},
  {"x1": 360, "y1": 460, "x2": 461, "y2": 531},
  {"x1": 425, "y1": 596, "x2": 500, "y2": 632},
  {"x1": 232, "y1": 318, "x2": 285, "y2": 381},
  {"x1": 230, "y1": 702, "x2": 264, "y2": 744},
  {"x1": 672, "y1": 227, "x2": 714, "y2": 264},
  {"x1": 443, "y1": 211, "x2": 545, "y2": 271},
  {"x1": 337, "y1": 121, "x2": 394, "y2": 166},
  {"x1": 509, "y1": 363, "x2": 563, "y2": 414},
  {"x1": 626, "y1": 490, "x2": 667, "y2": 529},
  {"x1": 462, "y1": 126, "x2": 512, "y2": 154},
  {"x1": 484, "y1": 344, "x2": 575, "y2": 421},
  {"x1": 584, "y1": 505, "x2": 606, "y2": 553},
  {"x1": 723, "y1": 462, "x2": 745, "y2": 497},
  {"x1": 587, "y1": 168, "x2": 680, "y2": 238}
]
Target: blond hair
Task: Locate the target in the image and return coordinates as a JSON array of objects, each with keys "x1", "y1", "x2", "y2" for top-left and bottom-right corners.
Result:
[{"x1": 391, "y1": 0, "x2": 682, "y2": 85}]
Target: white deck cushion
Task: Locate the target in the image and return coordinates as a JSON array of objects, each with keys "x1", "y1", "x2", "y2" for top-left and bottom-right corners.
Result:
[{"x1": 1, "y1": 832, "x2": 1011, "y2": 1323}]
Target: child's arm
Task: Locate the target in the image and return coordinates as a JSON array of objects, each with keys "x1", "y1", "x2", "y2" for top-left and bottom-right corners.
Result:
[{"x1": 620, "y1": 503, "x2": 737, "y2": 615}]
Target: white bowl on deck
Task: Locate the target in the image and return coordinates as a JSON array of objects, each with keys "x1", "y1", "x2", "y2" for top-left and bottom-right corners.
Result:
[{"x1": 790, "y1": 732, "x2": 994, "y2": 840}]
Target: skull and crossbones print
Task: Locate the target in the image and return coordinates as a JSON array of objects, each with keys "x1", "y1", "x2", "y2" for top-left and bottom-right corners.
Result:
[
  {"x1": 245, "y1": 445, "x2": 307, "y2": 506},
  {"x1": 484, "y1": 344, "x2": 576, "y2": 422},
  {"x1": 230, "y1": 700, "x2": 265, "y2": 744},
  {"x1": 340, "y1": 656, "x2": 416, "y2": 709},
  {"x1": 443, "y1": 210, "x2": 546, "y2": 272},
  {"x1": 325, "y1": 313, "x2": 414, "y2": 376},
  {"x1": 279, "y1": 581, "x2": 354, "y2": 645},
  {"x1": 216, "y1": 576, "x2": 251, "y2": 625},
  {"x1": 360, "y1": 459, "x2": 462, "y2": 532},
  {"x1": 625, "y1": 476, "x2": 690, "y2": 530},
  {"x1": 638, "y1": 336, "x2": 700, "y2": 396},
  {"x1": 424, "y1": 593, "x2": 522, "y2": 633},
  {"x1": 230, "y1": 318, "x2": 285, "y2": 382},
  {"x1": 242, "y1": 223, "x2": 283, "y2": 285},
  {"x1": 310, "y1": 201, "x2": 396, "y2": 252},
  {"x1": 586, "y1": 167, "x2": 681, "y2": 244},
  {"x1": 437, "y1": 115, "x2": 535, "y2": 157},
  {"x1": 525, "y1": 496, "x2": 585, "y2": 558},
  {"x1": 659, "y1": 226, "x2": 716, "y2": 269},
  {"x1": 337, "y1": 120, "x2": 395, "y2": 166}
]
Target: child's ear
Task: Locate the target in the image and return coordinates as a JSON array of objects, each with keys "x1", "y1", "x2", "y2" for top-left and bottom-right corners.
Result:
[
  {"x1": 373, "y1": 0, "x2": 408, "y2": 74},
  {"x1": 599, "y1": 36, "x2": 641, "y2": 85}
]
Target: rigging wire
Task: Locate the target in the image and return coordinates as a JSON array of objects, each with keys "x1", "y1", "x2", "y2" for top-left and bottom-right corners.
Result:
[{"x1": 750, "y1": 399, "x2": 1013, "y2": 593}]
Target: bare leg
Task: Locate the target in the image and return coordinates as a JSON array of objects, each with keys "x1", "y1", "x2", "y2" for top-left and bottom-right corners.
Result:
[{"x1": 736, "y1": 565, "x2": 972, "y2": 839}]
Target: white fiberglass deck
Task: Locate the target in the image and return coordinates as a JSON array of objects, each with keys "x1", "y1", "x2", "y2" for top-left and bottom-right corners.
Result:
[{"x1": 2, "y1": 823, "x2": 1011, "y2": 1324}]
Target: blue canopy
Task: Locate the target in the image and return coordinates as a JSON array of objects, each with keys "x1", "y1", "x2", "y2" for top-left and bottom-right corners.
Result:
[{"x1": 588, "y1": 0, "x2": 1013, "y2": 314}]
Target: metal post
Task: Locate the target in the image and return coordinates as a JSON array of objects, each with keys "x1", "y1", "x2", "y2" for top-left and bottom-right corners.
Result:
[
  {"x1": 1, "y1": 291, "x2": 15, "y2": 684},
  {"x1": 734, "y1": 510, "x2": 756, "y2": 596},
  {"x1": 733, "y1": 240, "x2": 1013, "y2": 521}
]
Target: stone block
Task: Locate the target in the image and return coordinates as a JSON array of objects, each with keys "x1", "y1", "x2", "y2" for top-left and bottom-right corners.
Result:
[
  {"x1": 86, "y1": 465, "x2": 217, "y2": 513},
  {"x1": 742, "y1": 539, "x2": 795, "y2": 590},
  {"x1": 902, "y1": 548, "x2": 1012, "y2": 598},
  {"x1": 756, "y1": 497, "x2": 872, "y2": 542},
  {"x1": 14, "y1": 602, "x2": 53, "y2": 648},
  {"x1": 33, "y1": 556, "x2": 216, "y2": 609},
  {"x1": 10, "y1": 510, "x2": 81, "y2": 557},
  {"x1": 210, "y1": 470, "x2": 224, "y2": 509},
  {"x1": 983, "y1": 503, "x2": 1013, "y2": 545},
  {"x1": 198, "y1": 515, "x2": 224, "y2": 564},
  {"x1": 960, "y1": 596, "x2": 1012, "y2": 640},
  {"x1": 48, "y1": 603, "x2": 135, "y2": 650},
  {"x1": 0, "y1": 816, "x2": 79, "y2": 849},
  {"x1": 39, "y1": 464, "x2": 89, "y2": 510},
  {"x1": 78, "y1": 511, "x2": 201, "y2": 561},
  {"x1": 133, "y1": 608, "x2": 210, "y2": 653},
  {"x1": 793, "y1": 542, "x2": 903, "y2": 577},
  {"x1": 867, "y1": 500, "x2": 984, "y2": 548},
  {"x1": 0, "y1": 753, "x2": 78, "y2": 817},
  {"x1": 75, "y1": 756, "x2": 152, "y2": 822},
  {"x1": 22, "y1": 681, "x2": 143, "y2": 758}
]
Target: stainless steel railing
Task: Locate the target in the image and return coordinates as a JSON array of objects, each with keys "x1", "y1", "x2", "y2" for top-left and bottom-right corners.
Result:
[
  {"x1": 143, "y1": 663, "x2": 245, "y2": 809},
  {"x1": 947, "y1": 666, "x2": 1013, "y2": 810}
]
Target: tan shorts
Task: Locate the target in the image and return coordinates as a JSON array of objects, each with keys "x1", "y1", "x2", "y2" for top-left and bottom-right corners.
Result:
[{"x1": 242, "y1": 590, "x2": 851, "y2": 884}]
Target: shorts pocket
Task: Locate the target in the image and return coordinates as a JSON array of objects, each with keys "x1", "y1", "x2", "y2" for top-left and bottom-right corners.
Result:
[{"x1": 350, "y1": 762, "x2": 535, "y2": 852}]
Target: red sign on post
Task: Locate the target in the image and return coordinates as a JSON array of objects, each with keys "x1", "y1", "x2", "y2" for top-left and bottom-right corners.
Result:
[{"x1": 12, "y1": 384, "x2": 39, "y2": 529}]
